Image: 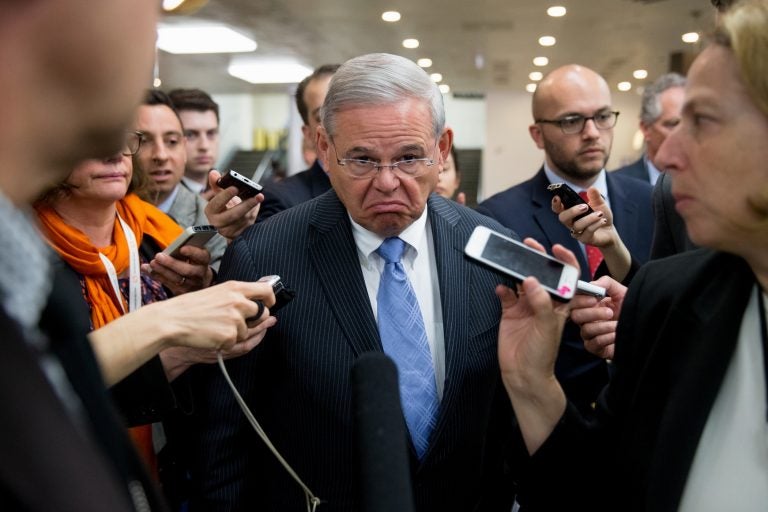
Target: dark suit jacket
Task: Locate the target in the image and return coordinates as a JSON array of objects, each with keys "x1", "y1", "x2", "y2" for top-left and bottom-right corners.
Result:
[
  {"x1": 257, "y1": 159, "x2": 331, "y2": 222},
  {"x1": 191, "y1": 191, "x2": 518, "y2": 511},
  {"x1": 476, "y1": 168, "x2": 653, "y2": 406},
  {"x1": 521, "y1": 250, "x2": 757, "y2": 512},
  {"x1": 0, "y1": 261, "x2": 165, "y2": 512},
  {"x1": 613, "y1": 156, "x2": 649, "y2": 183},
  {"x1": 651, "y1": 171, "x2": 696, "y2": 259}
]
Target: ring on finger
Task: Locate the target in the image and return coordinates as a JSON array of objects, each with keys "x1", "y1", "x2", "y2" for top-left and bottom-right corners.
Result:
[
  {"x1": 178, "y1": 275, "x2": 186, "y2": 285},
  {"x1": 570, "y1": 228, "x2": 584, "y2": 237}
]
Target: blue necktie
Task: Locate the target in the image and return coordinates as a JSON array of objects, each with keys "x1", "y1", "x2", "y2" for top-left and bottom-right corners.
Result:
[{"x1": 376, "y1": 237, "x2": 438, "y2": 459}]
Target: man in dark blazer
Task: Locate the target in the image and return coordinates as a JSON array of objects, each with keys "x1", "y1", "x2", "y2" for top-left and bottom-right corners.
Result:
[
  {"x1": 477, "y1": 64, "x2": 653, "y2": 408},
  {"x1": 191, "y1": 53, "x2": 518, "y2": 511},
  {"x1": 258, "y1": 64, "x2": 339, "y2": 222},
  {"x1": 0, "y1": 1, "x2": 167, "y2": 510}
]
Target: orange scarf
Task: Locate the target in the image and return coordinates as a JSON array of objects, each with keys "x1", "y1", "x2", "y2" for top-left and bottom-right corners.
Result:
[{"x1": 36, "y1": 193, "x2": 183, "y2": 328}]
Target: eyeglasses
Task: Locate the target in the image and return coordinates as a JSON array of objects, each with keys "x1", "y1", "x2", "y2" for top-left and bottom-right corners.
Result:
[
  {"x1": 536, "y1": 111, "x2": 620, "y2": 135},
  {"x1": 122, "y1": 131, "x2": 142, "y2": 156},
  {"x1": 332, "y1": 142, "x2": 438, "y2": 180}
]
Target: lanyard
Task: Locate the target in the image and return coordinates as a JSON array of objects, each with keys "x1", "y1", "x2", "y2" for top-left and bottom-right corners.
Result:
[{"x1": 98, "y1": 214, "x2": 141, "y2": 315}]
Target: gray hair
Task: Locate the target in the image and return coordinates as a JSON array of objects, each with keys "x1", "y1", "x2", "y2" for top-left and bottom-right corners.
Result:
[
  {"x1": 320, "y1": 53, "x2": 445, "y2": 139},
  {"x1": 640, "y1": 72, "x2": 687, "y2": 125}
]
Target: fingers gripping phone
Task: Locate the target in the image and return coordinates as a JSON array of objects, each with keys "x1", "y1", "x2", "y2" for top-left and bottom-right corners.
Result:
[
  {"x1": 465, "y1": 226, "x2": 580, "y2": 301},
  {"x1": 162, "y1": 225, "x2": 218, "y2": 258},
  {"x1": 546, "y1": 182, "x2": 594, "y2": 221},
  {"x1": 216, "y1": 169, "x2": 263, "y2": 199}
]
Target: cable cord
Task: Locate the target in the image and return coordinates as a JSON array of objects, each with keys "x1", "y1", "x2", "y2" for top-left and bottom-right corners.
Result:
[{"x1": 217, "y1": 352, "x2": 322, "y2": 511}]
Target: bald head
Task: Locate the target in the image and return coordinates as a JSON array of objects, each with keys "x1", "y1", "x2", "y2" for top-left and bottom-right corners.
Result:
[
  {"x1": 528, "y1": 64, "x2": 615, "y2": 186},
  {"x1": 532, "y1": 65, "x2": 612, "y2": 120}
]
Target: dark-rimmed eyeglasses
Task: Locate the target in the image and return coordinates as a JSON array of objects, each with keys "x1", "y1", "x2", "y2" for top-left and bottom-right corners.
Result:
[
  {"x1": 536, "y1": 111, "x2": 620, "y2": 135},
  {"x1": 122, "y1": 131, "x2": 142, "y2": 156},
  {"x1": 332, "y1": 141, "x2": 438, "y2": 180}
]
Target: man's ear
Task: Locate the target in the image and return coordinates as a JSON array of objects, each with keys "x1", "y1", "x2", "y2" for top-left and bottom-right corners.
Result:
[
  {"x1": 316, "y1": 126, "x2": 331, "y2": 170},
  {"x1": 438, "y1": 127, "x2": 454, "y2": 170},
  {"x1": 529, "y1": 123, "x2": 545, "y2": 150}
]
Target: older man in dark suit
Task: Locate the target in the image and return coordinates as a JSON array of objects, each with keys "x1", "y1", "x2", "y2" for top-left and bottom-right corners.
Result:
[
  {"x1": 477, "y1": 64, "x2": 653, "y2": 408},
  {"x1": 192, "y1": 53, "x2": 519, "y2": 511}
]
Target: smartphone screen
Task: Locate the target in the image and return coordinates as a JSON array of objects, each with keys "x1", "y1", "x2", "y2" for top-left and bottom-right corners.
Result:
[{"x1": 482, "y1": 233, "x2": 566, "y2": 290}]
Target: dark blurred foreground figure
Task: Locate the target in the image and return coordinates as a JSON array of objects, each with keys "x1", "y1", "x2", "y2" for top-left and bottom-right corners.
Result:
[
  {"x1": 0, "y1": 1, "x2": 166, "y2": 510},
  {"x1": 498, "y1": 1, "x2": 768, "y2": 510}
]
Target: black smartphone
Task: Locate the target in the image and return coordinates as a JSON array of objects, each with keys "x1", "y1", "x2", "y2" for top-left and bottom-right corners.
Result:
[
  {"x1": 546, "y1": 182, "x2": 594, "y2": 221},
  {"x1": 162, "y1": 225, "x2": 218, "y2": 258},
  {"x1": 464, "y1": 226, "x2": 579, "y2": 301},
  {"x1": 216, "y1": 169, "x2": 263, "y2": 199}
]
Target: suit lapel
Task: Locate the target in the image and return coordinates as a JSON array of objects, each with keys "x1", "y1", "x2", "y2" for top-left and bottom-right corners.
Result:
[
  {"x1": 642, "y1": 255, "x2": 755, "y2": 509},
  {"x1": 425, "y1": 196, "x2": 468, "y2": 448},
  {"x1": 606, "y1": 174, "x2": 639, "y2": 251},
  {"x1": 308, "y1": 191, "x2": 381, "y2": 356},
  {"x1": 529, "y1": 169, "x2": 590, "y2": 279}
]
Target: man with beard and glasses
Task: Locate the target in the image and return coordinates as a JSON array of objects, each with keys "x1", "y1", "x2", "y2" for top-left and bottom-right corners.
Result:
[{"x1": 476, "y1": 64, "x2": 653, "y2": 409}]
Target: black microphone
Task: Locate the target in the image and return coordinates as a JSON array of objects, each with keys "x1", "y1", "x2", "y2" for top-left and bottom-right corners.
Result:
[{"x1": 351, "y1": 352, "x2": 416, "y2": 512}]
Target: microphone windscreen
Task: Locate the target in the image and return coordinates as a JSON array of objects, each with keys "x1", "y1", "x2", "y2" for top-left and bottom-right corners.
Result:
[{"x1": 351, "y1": 352, "x2": 415, "y2": 512}]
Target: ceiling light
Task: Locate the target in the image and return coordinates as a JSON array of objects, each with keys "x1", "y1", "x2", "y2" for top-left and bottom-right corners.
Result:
[
  {"x1": 430, "y1": 73, "x2": 443, "y2": 83},
  {"x1": 157, "y1": 24, "x2": 256, "y2": 54},
  {"x1": 529, "y1": 71, "x2": 543, "y2": 81},
  {"x1": 228, "y1": 58, "x2": 313, "y2": 84},
  {"x1": 533, "y1": 56, "x2": 549, "y2": 67},
  {"x1": 382, "y1": 11, "x2": 401, "y2": 22},
  {"x1": 162, "y1": 0, "x2": 209, "y2": 14},
  {"x1": 417, "y1": 58, "x2": 433, "y2": 68},
  {"x1": 617, "y1": 81, "x2": 632, "y2": 92},
  {"x1": 402, "y1": 38, "x2": 419, "y2": 49},
  {"x1": 538, "y1": 36, "x2": 556, "y2": 47},
  {"x1": 153, "y1": 78, "x2": 163, "y2": 88},
  {"x1": 682, "y1": 32, "x2": 700, "y2": 43},
  {"x1": 439, "y1": 84, "x2": 450, "y2": 94},
  {"x1": 547, "y1": 6, "x2": 567, "y2": 17},
  {"x1": 526, "y1": 83, "x2": 537, "y2": 93},
  {"x1": 633, "y1": 69, "x2": 648, "y2": 79}
]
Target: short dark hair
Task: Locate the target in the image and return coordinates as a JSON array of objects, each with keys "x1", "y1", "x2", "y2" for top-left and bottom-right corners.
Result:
[
  {"x1": 295, "y1": 64, "x2": 340, "y2": 125},
  {"x1": 168, "y1": 88, "x2": 219, "y2": 123},
  {"x1": 142, "y1": 88, "x2": 182, "y2": 125}
]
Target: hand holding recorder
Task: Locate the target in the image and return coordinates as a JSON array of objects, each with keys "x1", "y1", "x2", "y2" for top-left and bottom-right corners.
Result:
[{"x1": 205, "y1": 169, "x2": 263, "y2": 240}]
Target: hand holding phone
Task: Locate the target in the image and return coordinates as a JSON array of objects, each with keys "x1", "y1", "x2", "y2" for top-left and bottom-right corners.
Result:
[
  {"x1": 216, "y1": 169, "x2": 263, "y2": 199},
  {"x1": 464, "y1": 226, "x2": 579, "y2": 301},
  {"x1": 547, "y1": 182, "x2": 594, "y2": 221},
  {"x1": 163, "y1": 225, "x2": 218, "y2": 258}
]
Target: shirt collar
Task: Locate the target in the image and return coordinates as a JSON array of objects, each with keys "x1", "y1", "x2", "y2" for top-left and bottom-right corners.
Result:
[
  {"x1": 543, "y1": 162, "x2": 610, "y2": 206},
  {"x1": 156, "y1": 184, "x2": 181, "y2": 213},
  {"x1": 181, "y1": 176, "x2": 206, "y2": 194},
  {"x1": 0, "y1": 189, "x2": 53, "y2": 331},
  {"x1": 350, "y1": 205, "x2": 429, "y2": 263}
]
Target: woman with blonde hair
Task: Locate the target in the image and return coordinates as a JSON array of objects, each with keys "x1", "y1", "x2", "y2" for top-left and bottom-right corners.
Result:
[{"x1": 498, "y1": 1, "x2": 768, "y2": 510}]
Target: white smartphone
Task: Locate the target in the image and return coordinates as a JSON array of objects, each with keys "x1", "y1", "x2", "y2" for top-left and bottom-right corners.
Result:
[
  {"x1": 464, "y1": 225, "x2": 580, "y2": 301},
  {"x1": 162, "y1": 225, "x2": 218, "y2": 258}
]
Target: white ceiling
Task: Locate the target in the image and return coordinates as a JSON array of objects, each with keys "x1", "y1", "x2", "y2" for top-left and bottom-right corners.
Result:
[{"x1": 157, "y1": 0, "x2": 715, "y2": 96}]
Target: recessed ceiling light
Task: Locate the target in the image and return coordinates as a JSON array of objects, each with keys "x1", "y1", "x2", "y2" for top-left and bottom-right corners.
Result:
[
  {"x1": 538, "y1": 36, "x2": 556, "y2": 47},
  {"x1": 529, "y1": 71, "x2": 544, "y2": 81},
  {"x1": 526, "y1": 83, "x2": 537, "y2": 93},
  {"x1": 617, "y1": 81, "x2": 632, "y2": 92},
  {"x1": 153, "y1": 78, "x2": 163, "y2": 88},
  {"x1": 439, "y1": 84, "x2": 450, "y2": 94},
  {"x1": 403, "y1": 38, "x2": 419, "y2": 49},
  {"x1": 682, "y1": 32, "x2": 699, "y2": 43},
  {"x1": 633, "y1": 69, "x2": 648, "y2": 79},
  {"x1": 382, "y1": 11, "x2": 401, "y2": 22},
  {"x1": 430, "y1": 73, "x2": 443, "y2": 83},
  {"x1": 533, "y1": 56, "x2": 549, "y2": 67},
  {"x1": 417, "y1": 58, "x2": 433, "y2": 68},
  {"x1": 157, "y1": 24, "x2": 257, "y2": 54},
  {"x1": 228, "y1": 58, "x2": 313, "y2": 84},
  {"x1": 547, "y1": 6, "x2": 567, "y2": 17}
]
